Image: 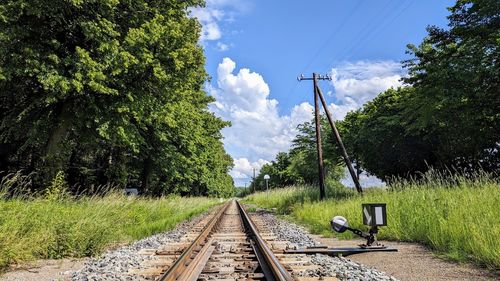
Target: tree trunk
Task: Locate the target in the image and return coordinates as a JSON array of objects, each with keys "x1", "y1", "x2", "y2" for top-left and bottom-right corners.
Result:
[
  {"x1": 140, "y1": 157, "x2": 153, "y2": 195},
  {"x1": 44, "y1": 103, "x2": 72, "y2": 183}
]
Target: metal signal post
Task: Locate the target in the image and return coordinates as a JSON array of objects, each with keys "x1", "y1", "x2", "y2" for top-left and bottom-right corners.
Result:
[{"x1": 298, "y1": 73, "x2": 363, "y2": 195}]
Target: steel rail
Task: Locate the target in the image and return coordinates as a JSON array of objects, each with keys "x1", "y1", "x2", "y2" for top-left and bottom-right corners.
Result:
[
  {"x1": 158, "y1": 199, "x2": 294, "y2": 281},
  {"x1": 158, "y1": 201, "x2": 230, "y2": 281},
  {"x1": 236, "y1": 200, "x2": 294, "y2": 281}
]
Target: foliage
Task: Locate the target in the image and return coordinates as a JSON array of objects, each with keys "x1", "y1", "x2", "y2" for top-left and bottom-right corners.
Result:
[
  {"x1": 244, "y1": 174, "x2": 500, "y2": 269},
  {"x1": 402, "y1": 0, "x2": 499, "y2": 172},
  {"x1": 252, "y1": 119, "x2": 346, "y2": 192},
  {"x1": 340, "y1": 87, "x2": 437, "y2": 180},
  {"x1": 0, "y1": 0, "x2": 234, "y2": 196},
  {"x1": 0, "y1": 191, "x2": 219, "y2": 272},
  {"x1": 44, "y1": 171, "x2": 69, "y2": 200},
  {"x1": 244, "y1": 182, "x2": 355, "y2": 213},
  {"x1": 338, "y1": 0, "x2": 499, "y2": 180}
]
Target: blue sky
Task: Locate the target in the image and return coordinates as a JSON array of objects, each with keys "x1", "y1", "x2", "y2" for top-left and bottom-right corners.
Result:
[{"x1": 190, "y1": 0, "x2": 455, "y2": 187}]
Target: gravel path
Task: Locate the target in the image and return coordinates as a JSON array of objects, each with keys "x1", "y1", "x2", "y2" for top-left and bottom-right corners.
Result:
[
  {"x1": 253, "y1": 209, "x2": 399, "y2": 281},
  {"x1": 71, "y1": 212, "x2": 209, "y2": 281}
]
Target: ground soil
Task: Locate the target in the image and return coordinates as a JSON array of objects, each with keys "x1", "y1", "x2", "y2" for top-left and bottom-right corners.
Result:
[
  {"x1": 312, "y1": 235, "x2": 499, "y2": 281},
  {"x1": 0, "y1": 258, "x2": 87, "y2": 281}
]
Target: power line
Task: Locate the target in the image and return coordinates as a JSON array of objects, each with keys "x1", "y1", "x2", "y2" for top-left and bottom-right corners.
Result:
[
  {"x1": 288, "y1": 1, "x2": 363, "y2": 98},
  {"x1": 299, "y1": 1, "x2": 363, "y2": 75},
  {"x1": 323, "y1": 0, "x2": 404, "y2": 69},
  {"x1": 336, "y1": 0, "x2": 415, "y2": 64}
]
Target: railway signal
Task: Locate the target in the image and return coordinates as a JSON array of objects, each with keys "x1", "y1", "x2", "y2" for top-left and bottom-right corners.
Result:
[
  {"x1": 286, "y1": 204, "x2": 397, "y2": 256},
  {"x1": 330, "y1": 203, "x2": 390, "y2": 249}
]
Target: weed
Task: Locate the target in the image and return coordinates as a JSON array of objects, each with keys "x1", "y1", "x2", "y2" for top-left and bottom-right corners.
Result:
[
  {"x1": 0, "y1": 193, "x2": 219, "y2": 272},
  {"x1": 244, "y1": 174, "x2": 500, "y2": 269}
]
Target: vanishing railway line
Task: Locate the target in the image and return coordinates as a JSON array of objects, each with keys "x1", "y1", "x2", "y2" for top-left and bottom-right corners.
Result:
[{"x1": 143, "y1": 200, "x2": 334, "y2": 281}]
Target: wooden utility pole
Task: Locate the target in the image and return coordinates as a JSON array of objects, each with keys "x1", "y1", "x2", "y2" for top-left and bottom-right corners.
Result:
[
  {"x1": 298, "y1": 73, "x2": 328, "y2": 200},
  {"x1": 315, "y1": 85, "x2": 363, "y2": 193},
  {"x1": 298, "y1": 73, "x2": 363, "y2": 195}
]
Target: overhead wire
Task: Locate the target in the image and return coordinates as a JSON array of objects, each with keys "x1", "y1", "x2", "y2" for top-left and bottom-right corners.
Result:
[
  {"x1": 334, "y1": 0, "x2": 415, "y2": 65},
  {"x1": 288, "y1": 1, "x2": 362, "y2": 98},
  {"x1": 323, "y1": 0, "x2": 403, "y2": 70},
  {"x1": 299, "y1": 0, "x2": 363, "y2": 76}
]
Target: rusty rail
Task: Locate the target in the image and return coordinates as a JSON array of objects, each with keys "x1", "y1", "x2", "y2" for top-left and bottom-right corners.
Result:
[
  {"x1": 236, "y1": 200, "x2": 294, "y2": 281},
  {"x1": 158, "y1": 199, "x2": 294, "y2": 281},
  {"x1": 158, "y1": 201, "x2": 230, "y2": 281}
]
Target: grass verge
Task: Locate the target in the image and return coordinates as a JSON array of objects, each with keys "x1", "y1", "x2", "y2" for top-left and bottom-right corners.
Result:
[
  {"x1": 0, "y1": 194, "x2": 220, "y2": 272},
  {"x1": 244, "y1": 180, "x2": 500, "y2": 269}
]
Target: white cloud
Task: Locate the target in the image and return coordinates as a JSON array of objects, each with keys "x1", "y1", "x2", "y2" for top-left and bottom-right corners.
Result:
[
  {"x1": 189, "y1": 8, "x2": 224, "y2": 41},
  {"x1": 341, "y1": 169, "x2": 386, "y2": 188},
  {"x1": 216, "y1": 42, "x2": 230, "y2": 51},
  {"x1": 230, "y1": 158, "x2": 269, "y2": 181},
  {"x1": 210, "y1": 58, "x2": 313, "y2": 185},
  {"x1": 328, "y1": 60, "x2": 404, "y2": 120},
  {"x1": 210, "y1": 58, "x2": 404, "y2": 186},
  {"x1": 189, "y1": 0, "x2": 250, "y2": 48}
]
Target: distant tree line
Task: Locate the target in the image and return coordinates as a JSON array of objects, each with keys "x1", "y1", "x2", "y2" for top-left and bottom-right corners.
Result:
[
  {"x1": 0, "y1": 0, "x2": 235, "y2": 197},
  {"x1": 253, "y1": 0, "x2": 499, "y2": 189}
]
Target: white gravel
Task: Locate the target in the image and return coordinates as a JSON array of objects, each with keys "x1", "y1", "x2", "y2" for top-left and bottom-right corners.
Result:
[
  {"x1": 71, "y1": 213, "x2": 207, "y2": 281},
  {"x1": 253, "y1": 208, "x2": 399, "y2": 281}
]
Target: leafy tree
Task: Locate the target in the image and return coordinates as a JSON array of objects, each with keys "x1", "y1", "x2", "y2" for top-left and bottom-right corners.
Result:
[
  {"x1": 340, "y1": 87, "x2": 437, "y2": 181},
  {"x1": 253, "y1": 152, "x2": 301, "y2": 190},
  {"x1": 0, "y1": 0, "x2": 234, "y2": 196},
  {"x1": 252, "y1": 117, "x2": 345, "y2": 191},
  {"x1": 337, "y1": 0, "x2": 499, "y2": 180},
  {"x1": 403, "y1": 0, "x2": 500, "y2": 172}
]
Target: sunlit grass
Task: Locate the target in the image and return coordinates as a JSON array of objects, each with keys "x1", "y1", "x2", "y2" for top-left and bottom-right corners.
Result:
[
  {"x1": 244, "y1": 173, "x2": 500, "y2": 269},
  {"x1": 0, "y1": 185, "x2": 219, "y2": 272}
]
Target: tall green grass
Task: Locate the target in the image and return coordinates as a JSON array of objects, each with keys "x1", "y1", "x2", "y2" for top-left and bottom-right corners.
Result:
[
  {"x1": 244, "y1": 174, "x2": 500, "y2": 269},
  {"x1": 0, "y1": 175, "x2": 220, "y2": 272}
]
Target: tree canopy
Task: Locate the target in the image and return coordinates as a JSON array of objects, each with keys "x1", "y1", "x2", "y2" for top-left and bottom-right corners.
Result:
[
  {"x1": 340, "y1": 0, "x2": 499, "y2": 181},
  {"x1": 0, "y1": 0, "x2": 234, "y2": 197}
]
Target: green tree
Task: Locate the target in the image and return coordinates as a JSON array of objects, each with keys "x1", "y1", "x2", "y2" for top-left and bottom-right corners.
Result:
[
  {"x1": 0, "y1": 0, "x2": 234, "y2": 196},
  {"x1": 340, "y1": 87, "x2": 436, "y2": 181},
  {"x1": 403, "y1": 0, "x2": 500, "y2": 172},
  {"x1": 253, "y1": 152, "x2": 301, "y2": 190},
  {"x1": 289, "y1": 119, "x2": 344, "y2": 185}
]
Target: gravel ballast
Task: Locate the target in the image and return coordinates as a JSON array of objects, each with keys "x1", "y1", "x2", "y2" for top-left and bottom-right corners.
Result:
[
  {"x1": 72, "y1": 205, "x2": 398, "y2": 281},
  {"x1": 71, "y1": 212, "x2": 208, "y2": 281},
  {"x1": 253, "y1": 209, "x2": 399, "y2": 281}
]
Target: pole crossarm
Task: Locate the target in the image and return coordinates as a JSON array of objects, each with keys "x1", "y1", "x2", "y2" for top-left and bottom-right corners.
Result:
[{"x1": 297, "y1": 74, "x2": 332, "y2": 81}]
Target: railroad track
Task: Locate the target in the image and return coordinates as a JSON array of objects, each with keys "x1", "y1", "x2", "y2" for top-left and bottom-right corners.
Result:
[{"x1": 138, "y1": 200, "x2": 337, "y2": 281}]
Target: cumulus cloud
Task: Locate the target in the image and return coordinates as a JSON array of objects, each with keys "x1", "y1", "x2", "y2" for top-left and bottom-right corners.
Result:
[
  {"x1": 329, "y1": 60, "x2": 404, "y2": 120},
  {"x1": 210, "y1": 58, "x2": 313, "y2": 185},
  {"x1": 189, "y1": 0, "x2": 250, "y2": 49},
  {"x1": 230, "y1": 158, "x2": 270, "y2": 181},
  {"x1": 189, "y1": 7, "x2": 224, "y2": 41},
  {"x1": 211, "y1": 58, "x2": 404, "y2": 186}
]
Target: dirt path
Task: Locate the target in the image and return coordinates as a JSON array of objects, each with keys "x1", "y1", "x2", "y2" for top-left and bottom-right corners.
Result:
[
  {"x1": 313, "y1": 235, "x2": 498, "y2": 281},
  {"x1": 0, "y1": 259, "x2": 87, "y2": 281}
]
